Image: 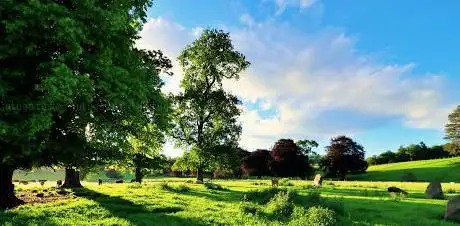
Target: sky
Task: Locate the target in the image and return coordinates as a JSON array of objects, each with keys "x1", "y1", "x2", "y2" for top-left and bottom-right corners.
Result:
[{"x1": 137, "y1": 0, "x2": 460, "y2": 157}]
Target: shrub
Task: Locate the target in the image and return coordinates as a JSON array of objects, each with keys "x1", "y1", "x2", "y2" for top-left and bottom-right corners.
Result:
[
  {"x1": 175, "y1": 184, "x2": 191, "y2": 193},
  {"x1": 158, "y1": 182, "x2": 171, "y2": 190},
  {"x1": 289, "y1": 206, "x2": 336, "y2": 226},
  {"x1": 279, "y1": 178, "x2": 294, "y2": 186},
  {"x1": 300, "y1": 191, "x2": 344, "y2": 216},
  {"x1": 265, "y1": 191, "x2": 295, "y2": 220},
  {"x1": 204, "y1": 182, "x2": 224, "y2": 190},
  {"x1": 305, "y1": 206, "x2": 336, "y2": 226},
  {"x1": 447, "y1": 188, "x2": 456, "y2": 194},
  {"x1": 244, "y1": 188, "x2": 292, "y2": 204},
  {"x1": 104, "y1": 169, "x2": 123, "y2": 179},
  {"x1": 239, "y1": 197, "x2": 260, "y2": 215}
]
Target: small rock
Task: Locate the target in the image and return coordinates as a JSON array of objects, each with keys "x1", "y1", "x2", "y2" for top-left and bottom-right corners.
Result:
[
  {"x1": 195, "y1": 180, "x2": 204, "y2": 184},
  {"x1": 445, "y1": 196, "x2": 460, "y2": 222}
]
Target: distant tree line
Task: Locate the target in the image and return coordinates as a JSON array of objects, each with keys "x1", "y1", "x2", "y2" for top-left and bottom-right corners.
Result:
[
  {"x1": 169, "y1": 136, "x2": 368, "y2": 181},
  {"x1": 366, "y1": 142, "x2": 460, "y2": 166}
]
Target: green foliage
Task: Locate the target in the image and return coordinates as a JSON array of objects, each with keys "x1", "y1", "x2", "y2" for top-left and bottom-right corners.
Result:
[
  {"x1": 244, "y1": 188, "x2": 290, "y2": 205},
  {"x1": 239, "y1": 197, "x2": 260, "y2": 215},
  {"x1": 289, "y1": 206, "x2": 336, "y2": 226},
  {"x1": 0, "y1": 0, "x2": 171, "y2": 198},
  {"x1": 322, "y1": 136, "x2": 367, "y2": 180},
  {"x1": 296, "y1": 139, "x2": 319, "y2": 156},
  {"x1": 265, "y1": 191, "x2": 295, "y2": 220},
  {"x1": 104, "y1": 169, "x2": 123, "y2": 180},
  {"x1": 446, "y1": 106, "x2": 460, "y2": 146},
  {"x1": 170, "y1": 29, "x2": 250, "y2": 179},
  {"x1": 279, "y1": 178, "x2": 294, "y2": 186},
  {"x1": 204, "y1": 182, "x2": 225, "y2": 190}
]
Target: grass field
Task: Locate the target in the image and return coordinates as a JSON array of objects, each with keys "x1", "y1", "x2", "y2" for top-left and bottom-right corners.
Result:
[
  {"x1": 1, "y1": 178, "x2": 459, "y2": 226},
  {"x1": 350, "y1": 157, "x2": 460, "y2": 182}
]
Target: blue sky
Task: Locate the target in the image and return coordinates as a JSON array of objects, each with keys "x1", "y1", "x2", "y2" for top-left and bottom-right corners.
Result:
[{"x1": 139, "y1": 0, "x2": 460, "y2": 157}]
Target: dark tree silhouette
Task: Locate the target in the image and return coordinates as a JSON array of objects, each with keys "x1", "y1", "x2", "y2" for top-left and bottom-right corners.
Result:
[
  {"x1": 241, "y1": 149, "x2": 272, "y2": 178},
  {"x1": 321, "y1": 136, "x2": 367, "y2": 180},
  {"x1": 270, "y1": 139, "x2": 312, "y2": 179}
]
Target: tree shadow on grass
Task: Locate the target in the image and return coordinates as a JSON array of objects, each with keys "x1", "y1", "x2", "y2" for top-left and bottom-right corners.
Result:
[
  {"x1": 312, "y1": 187, "x2": 430, "y2": 199},
  {"x1": 0, "y1": 211, "x2": 59, "y2": 226},
  {"x1": 176, "y1": 188, "x2": 246, "y2": 203},
  {"x1": 72, "y1": 187, "x2": 207, "y2": 226},
  {"x1": 294, "y1": 193, "x2": 454, "y2": 226}
]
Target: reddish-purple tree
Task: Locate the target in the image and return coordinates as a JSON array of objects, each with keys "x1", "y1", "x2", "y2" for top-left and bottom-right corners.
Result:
[
  {"x1": 270, "y1": 139, "x2": 311, "y2": 179},
  {"x1": 241, "y1": 149, "x2": 272, "y2": 178}
]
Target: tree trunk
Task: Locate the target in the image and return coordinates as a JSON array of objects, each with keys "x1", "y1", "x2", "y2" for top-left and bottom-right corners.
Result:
[
  {"x1": 62, "y1": 168, "x2": 82, "y2": 188},
  {"x1": 135, "y1": 167, "x2": 142, "y2": 183},
  {"x1": 196, "y1": 167, "x2": 204, "y2": 182},
  {"x1": 0, "y1": 164, "x2": 24, "y2": 209}
]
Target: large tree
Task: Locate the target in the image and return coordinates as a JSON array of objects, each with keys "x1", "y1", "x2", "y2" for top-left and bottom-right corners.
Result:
[
  {"x1": 46, "y1": 48, "x2": 173, "y2": 188},
  {"x1": 446, "y1": 106, "x2": 460, "y2": 146},
  {"x1": 270, "y1": 139, "x2": 312, "y2": 179},
  {"x1": 170, "y1": 29, "x2": 250, "y2": 181},
  {"x1": 0, "y1": 0, "x2": 169, "y2": 208},
  {"x1": 241, "y1": 149, "x2": 273, "y2": 178},
  {"x1": 321, "y1": 136, "x2": 367, "y2": 180}
]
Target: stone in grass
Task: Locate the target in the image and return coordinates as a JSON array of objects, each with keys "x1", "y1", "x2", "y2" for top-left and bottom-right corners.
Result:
[
  {"x1": 425, "y1": 181, "x2": 444, "y2": 199},
  {"x1": 195, "y1": 180, "x2": 204, "y2": 184},
  {"x1": 445, "y1": 196, "x2": 460, "y2": 222},
  {"x1": 313, "y1": 174, "x2": 322, "y2": 186}
]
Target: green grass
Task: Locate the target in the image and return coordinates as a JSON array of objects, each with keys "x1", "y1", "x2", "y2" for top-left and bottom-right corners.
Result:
[
  {"x1": 350, "y1": 157, "x2": 460, "y2": 182},
  {"x1": 1, "y1": 179, "x2": 458, "y2": 226}
]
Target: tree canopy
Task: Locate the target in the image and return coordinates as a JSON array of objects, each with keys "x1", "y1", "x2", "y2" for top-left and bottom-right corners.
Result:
[
  {"x1": 170, "y1": 29, "x2": 250, "y2": 181},
  {"x1": 446, "y1": 106, "x2": 460, "y2": 146},
  {"x1": 321, "y1": 136, "x2": 367, "y2": 180},
  {"x1": 0, "y1": 0, "x2": 171, "y2": 208}
]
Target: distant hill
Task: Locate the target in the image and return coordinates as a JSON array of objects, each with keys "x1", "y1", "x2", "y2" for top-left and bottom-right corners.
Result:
[{"x1": 350, "y1": 157, "x2": 460, "y2": 182}]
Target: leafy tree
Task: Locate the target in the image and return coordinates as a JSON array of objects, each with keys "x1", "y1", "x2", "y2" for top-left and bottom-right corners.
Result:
[
  {"x1": 0, "y1": 0, "x2": 169, "y2": 208},
  {"x1": 271, "y1": 139, "x2": 312, "y2": 179},
  {"x1": 296, "y1": 139, "x2": 319, "y2": 156},
  {"x1": 444, "y1": 143, "x2": 460, "y2": 156},
  {"x1": 446, "y1": 106, "x2": 460, "y2": 146},
  {"x1": 171, "y1": 148, "x2": 200, "y2": 176},
  {"x1": 241, "y1": 149, "x2": 273, "y2": 178},
  {"x1": 366, "y1": 155, "x2": 378, "y2": 166},
  {"x1": 321, "y1": 136, "x2": 367, "y2": 180},
  {"x1": 170, "y1": 29, "x2": 250, "y2": 181}
]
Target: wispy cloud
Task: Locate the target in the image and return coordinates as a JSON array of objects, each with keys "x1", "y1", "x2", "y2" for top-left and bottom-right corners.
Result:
[{"x1": 274, "y1": 0, "x2": 318, "y2": 15}]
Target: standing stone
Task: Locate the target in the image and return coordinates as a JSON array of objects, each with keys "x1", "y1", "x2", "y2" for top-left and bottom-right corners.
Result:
[
  {"x1": 425, "y1": 181, "x2": 444, "y2": 199},
  {"x1": 313, "y1": 174, "x2": 322, "y2": 186},
  {"x1": 445, "y1": 196, "x2": 460, "y2": 222}
]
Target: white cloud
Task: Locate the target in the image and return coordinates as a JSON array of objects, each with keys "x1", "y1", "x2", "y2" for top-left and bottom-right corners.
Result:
[
  {"x1": 274, "y1": 0, "x2": 318, "y2": 15},
  {"x1": 137, "y1": 16, "x2": 454, "y2": 155}
]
